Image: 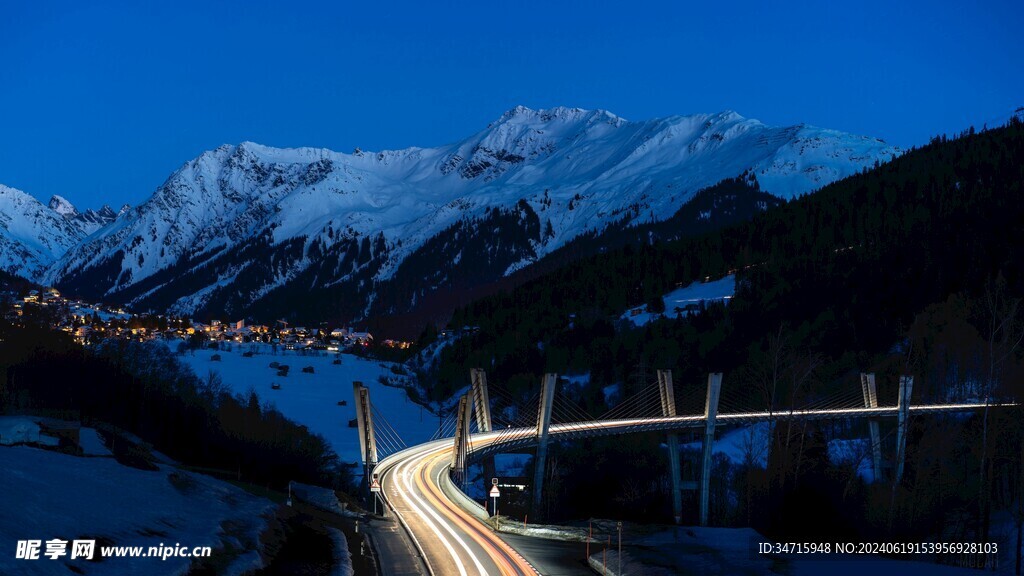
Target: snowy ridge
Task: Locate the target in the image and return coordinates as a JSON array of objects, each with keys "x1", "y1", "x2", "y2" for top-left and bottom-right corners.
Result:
[
  {"x1": 48, "y1": 194, "x2": 130, "y2": 236},
  {"x1": 48, "y1": 195, "x2": 77, "y2": 217},
  {"x1": 0, "y1": 184, "x2": 83, "y2": 279},
  {"x1": 17, "y1": 106, "x2": 898, "y2": 319}
]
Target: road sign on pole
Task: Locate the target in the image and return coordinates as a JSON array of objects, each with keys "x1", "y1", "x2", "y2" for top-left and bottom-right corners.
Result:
[
  {"x1": 370, "y1": 473, "x2": 381, "y2": 516},
  {"x1": 489, "y1": 483, "x2": 500, "y2": 517}
]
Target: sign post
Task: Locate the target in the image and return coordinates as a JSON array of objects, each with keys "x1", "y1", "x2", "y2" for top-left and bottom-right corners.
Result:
[
  {"x1": 489, "y1": 477, "x2": 500, "y2": 517},
  {"x1": 617, "y1": 521, "x2": 623, "y2": 575},
  {"x1": 370, "y1": 473, "x2": 381, "y2": 516},
  {"x1": 586, "y1": 521, "x2": 592, "y2": 562}
]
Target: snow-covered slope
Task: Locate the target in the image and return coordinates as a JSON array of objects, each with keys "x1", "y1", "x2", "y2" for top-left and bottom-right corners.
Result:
[
  {"x1": 43, "y1": 106, "x2": 900, "y2": 320},
  {"x1": 0, "y1": 185, "x2": 83, "y2": 280},
  {"x1": 48, "y1": 195, "x2": 129, "y2": 235},
  {"x1": 173, "y1": 342, "x2": 436, "y2": 464},
  {"x1": 48, "y1": 195, "x2": 77, "y2": 217},
  {"x1": 0, "y1": 445, "x2": 272, "y2": 576}
]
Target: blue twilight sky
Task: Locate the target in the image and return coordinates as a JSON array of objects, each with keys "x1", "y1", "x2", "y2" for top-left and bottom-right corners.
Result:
[{"x1": 1, "y1": 0, "x2": 1021, "y2": 209}]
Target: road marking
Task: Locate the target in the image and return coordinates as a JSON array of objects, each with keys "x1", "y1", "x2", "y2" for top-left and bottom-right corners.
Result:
[
  {"x1": 380, "y1": 463, "x2": 436, "y2": 576},
  {"x1": 379, "y1": 403, "x2": 1011, "y2": 576},
  {"x1": 393, "y1": 453, "x2": 470, "y2": 576},
  {"x1": 412, "y1": 447, "x2": 492, "y2": 576},
  {"x1": 428, "y1": 459, "x2": 532, "y2": 576},
  {"x1": 399, "y1": 446, "x2": 490, "y2": 576}
]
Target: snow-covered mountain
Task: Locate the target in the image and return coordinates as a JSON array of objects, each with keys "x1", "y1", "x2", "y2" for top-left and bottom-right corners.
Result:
[
  {"x1": 48, "y1": 195, "x2": 130, "y2": 235},
  {"x1": 38, "y1": 106, "x2": 898, "y2": 321},
  {"x1": 0, "y1": 185, "x2": 84, "y2": 280},
  {"x1": 47, "y1": 194, "x2": 77, "y2": 218}
]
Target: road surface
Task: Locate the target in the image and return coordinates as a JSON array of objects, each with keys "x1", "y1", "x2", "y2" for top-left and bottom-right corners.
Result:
[
  {"x1": 376, "y1": 403, "x2": 1011, "y2": 575},
  {"x1": 378, "y1": 436, "x2": 539, "y2": 576}
]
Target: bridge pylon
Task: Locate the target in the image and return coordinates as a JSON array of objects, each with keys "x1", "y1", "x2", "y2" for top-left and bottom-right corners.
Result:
[
  {"x1": 470, "y1": 369, "x2": 498, "y2": 492},
  {"x1": 657, "y1": 369, "x2": 684, "y2": 524},
  {"x1": 895, "y1": 375, "x2": 914, "y2": 484},
  {"x1": 451, "y1": 393, "x2": 473, "y2": 485},
  {"x1": 699, "y1": 373, "x2": 723, "y2": 527},
  {"x1": 470, "y1": 368, "x2": 493, "y2": 433},
  {"x1": 860, "y1": 373, "x2": 884, "y2": 482},
  {"x1": 531, "y1": 373, "x2": 558, "y2": 520},
  {"x1": 353, "y1": 381, "x2": 378, "y2": 486}
]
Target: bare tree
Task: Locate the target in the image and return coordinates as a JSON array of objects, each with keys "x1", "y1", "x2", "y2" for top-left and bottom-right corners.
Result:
[
  {"x1": 743, "y1": 325, "x2": 821, "y2": 494},
  {"x1": 978, "y1": 278, "x2": 1024, "y2": 545}
]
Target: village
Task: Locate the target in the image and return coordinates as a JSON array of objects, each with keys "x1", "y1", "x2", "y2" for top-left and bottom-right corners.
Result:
[{"x1": 0, "y1": 286, "x2": 412, "y2": 352}]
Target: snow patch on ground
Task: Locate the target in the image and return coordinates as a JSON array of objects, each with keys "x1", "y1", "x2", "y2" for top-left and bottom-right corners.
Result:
[
  {"x1": 681, "y1": 423, "x2": 772, "y2": 468},
  {"x1": 78, "y1": 427, "x2": 112, "y2": 456},
  {"x1": 326, "y1": 527, "x2": 354, "y2": 576},
  {"x1": 602, "y1": 384, "x2": 621, "y2": 405},
  {"x1": 622, "y1": 274, "x2": 735, "y2": 327},
  {"x1": 172, "y1": 342, "x2": 437, "y2": 464},
  {"x1": 69, "y1": 304, "x2": 130, "y2": 323},
  {"x1": 494, "y1": 517, "x2": 592, "y2": 542},
  {"x1": 290, "y1": 482, "x2": 359, "y2": 518},
  {"x1": 0, "y1": 416, "x2": 59, "y2": 447},
  {"x1": 562, "y1": 373, "x2": 590, "y2": 388},
  {"x1": 0, "y1": 445, "x2": 273, "y2": 576}
]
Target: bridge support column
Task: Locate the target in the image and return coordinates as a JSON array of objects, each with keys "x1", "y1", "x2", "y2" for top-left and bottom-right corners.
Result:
[
  {"x1": 860, "y1": 373, "x2": 883, "y2": 482},
  {"x1": 699, "y1": 373, "x2": 723, "y2": 527},
  {"x1": 470, "y1": 369, "x2": 497, "y2": 489},
  {"x1": 894, "y1": 375, "x2": 913, "y2": 484},
  {"x1": 470, "y1": 369, "x2": 493, "y2": 433},
  {"x1": 353, "y1": 381, "x2": 378, "y2": 486},
  {"x1": 531, "y1": 373, "x2": 558, "y2": 520},
  {"x1": 657, "y1": 370, "x2": 683, "y2": 524},
  {"x1": 451, "y1": 394, "x2": 472, "y2": 485}
]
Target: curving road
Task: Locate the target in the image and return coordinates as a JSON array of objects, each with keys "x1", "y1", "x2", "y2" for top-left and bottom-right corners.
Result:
[
  {"x1": 378, "y1": 433, "x2": 539, "y2": 576},
  {"x1": 376, "y1": 402, "x2": 1013, "y2": 576}
]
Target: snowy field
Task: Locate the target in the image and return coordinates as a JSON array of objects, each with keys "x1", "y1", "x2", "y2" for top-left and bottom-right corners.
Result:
[
  {"x1": 621, "y1": 274, "x2": 735, "y2": 327},
  {"x1": 681, "y1": 422, "x2": 772, "y2": 468},
  {"x1": 69, "y1": 304, "x2": 129, "y2": 322},
  {"x1": 0, "y1": 445, "x2": 273, "y2": 576},
  {"x1": 172, "y1": 342, "x2": 439, "y2": 464}
]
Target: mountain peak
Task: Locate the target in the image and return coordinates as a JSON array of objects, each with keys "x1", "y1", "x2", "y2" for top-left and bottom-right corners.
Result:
[
  {"x1": 48, "y1": 195, "x2": 78, "y2": 217},
  {"x1": 0, "y1": 185, "x2": 83, "y2": 280},
  {"x1": 711, "y1": 110, "x2": 745, "y2": 123},
  {"x1": 39, "y1": 106, "x2": 899, "y2": 320},
  {"x1": 0, "y1": 183, "x2": 38, "y2": 204},
  {"x1": 492, "y1": 105, "x2": 623, "y2": 127}
]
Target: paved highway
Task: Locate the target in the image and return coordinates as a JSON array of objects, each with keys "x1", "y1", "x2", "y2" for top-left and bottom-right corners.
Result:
[
  {"x1": 376, "y1": 402, "x2": 1012, "y2": 575},
  {"x1": 378, "y1": 434, "x2": 539, "y2": 576}
]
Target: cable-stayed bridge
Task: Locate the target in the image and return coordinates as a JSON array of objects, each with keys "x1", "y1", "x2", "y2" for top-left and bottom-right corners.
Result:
[{"x1": 353, "y1": 371, "x2": 1014, "y2": 576}]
